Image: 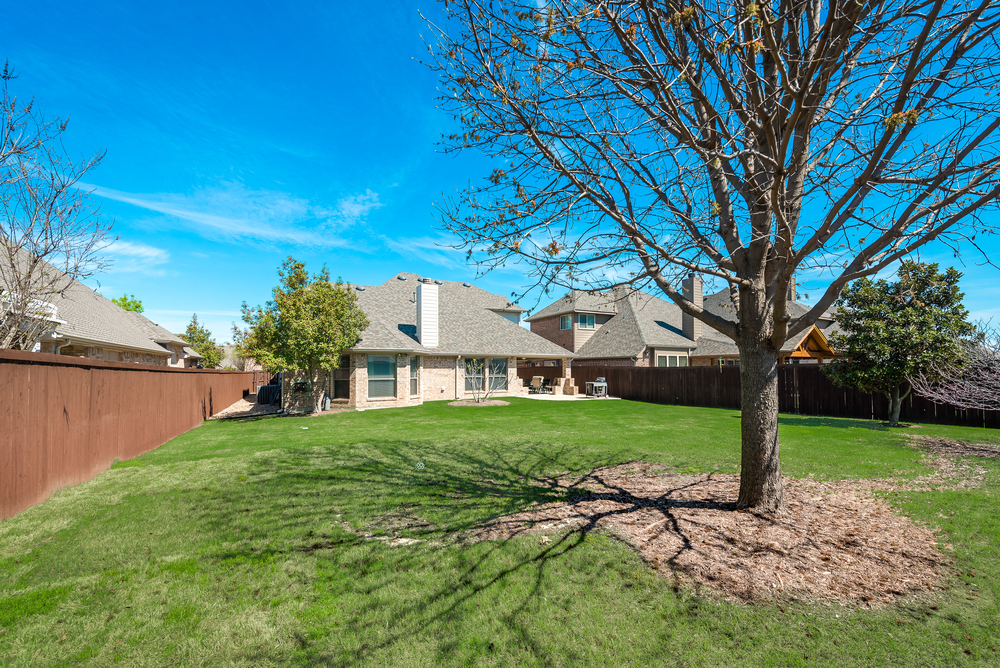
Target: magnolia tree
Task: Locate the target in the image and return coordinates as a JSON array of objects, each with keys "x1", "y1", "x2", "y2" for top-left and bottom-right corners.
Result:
[
  {"x1": 0, "y1": 64, "x2": 112, "y2": 349},
  {"x1": 234, "y1": 258, "x2": 368, "y2": 413},
  {"x1": 425, "y1": 0, "x2": 1000, "y2": 510},
  {"x1": 912, "y1": 325, "x2": 1000, "y2": 410},
  {"x1": 823, "y1": 262, "x2": 973, "y2": 426}
]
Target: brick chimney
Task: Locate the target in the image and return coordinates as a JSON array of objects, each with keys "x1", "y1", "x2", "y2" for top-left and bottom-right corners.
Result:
[
  {"x1": 417, "y1": 280, "x2": 439, "y2": 347},
  {"x1": 682, "y1": 274, "x2": 703, "y2": 342}
]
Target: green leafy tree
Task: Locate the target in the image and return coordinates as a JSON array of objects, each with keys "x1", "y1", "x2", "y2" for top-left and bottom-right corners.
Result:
[
  {"x1": 824, "y1": 262, "x2": 973, "y2": 427},
  {"x1": 180, "y1": 314, "x2": 223, "y2": 369},
  {"x1": 233, "y1": 257, "x2": 368, "y2": 413},
  {"x1": 111, "y1": 293, "x2": 143, "y2": 313}
]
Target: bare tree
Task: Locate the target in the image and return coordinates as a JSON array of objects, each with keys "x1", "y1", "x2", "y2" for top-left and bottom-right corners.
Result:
[
  {"x1": 464, "y1": 357, "x2": 502, "y2": 402},
  {"x1": 425, "y1": 0, "x2": 1000, "y2": 510},
  {"x1": 912, "y1": 326, "x2": 1000, "y2": 410},
  {"x1": 0, "y1": 63, "x2": 112, "y2": 350}
]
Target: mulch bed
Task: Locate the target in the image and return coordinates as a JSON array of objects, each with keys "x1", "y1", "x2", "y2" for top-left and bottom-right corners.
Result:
[
  {"x1": 466, "y1": 436, "x2": 994, "y2": 607},
  {"x1": 448, "y1": 399, "x2": 510, "y2": 407}
]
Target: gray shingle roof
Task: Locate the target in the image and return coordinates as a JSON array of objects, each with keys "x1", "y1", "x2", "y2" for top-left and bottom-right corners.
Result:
[
  {"x1": 562, "y1": 285, "x2": 836, "y2": 359},
  {"x1": 349, "y1": 273, "x2": 573, "y2": 358},
  {"x1": 41, "y1": 279, "x2": 173, "y2": 355},
  {"x1": 524, "y1": 289, "x2": 620, "y2": 321}
]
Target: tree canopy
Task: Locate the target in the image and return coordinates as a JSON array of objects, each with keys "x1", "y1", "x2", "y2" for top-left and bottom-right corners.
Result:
[
  {"x1": 181, "y1": 314, "x2": 223, "y2": 369},
  {"x1": 425, "y1": 0, "x2": 1000, "y2": 509},
  {"x1": 824, "y1": 261, "x2": 973, "y2": 425},
  {"x1": 111, "y1": 294, "x2": 143, "y2": 313},
  {"x1": 233, "y1": 258, "x2": 368, "y2": 411}
]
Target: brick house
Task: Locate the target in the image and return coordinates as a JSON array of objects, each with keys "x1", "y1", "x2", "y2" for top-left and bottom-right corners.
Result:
[
  {"x1": 281, "y1": 273, "x2": 574, "y2": 412},
  {"x1": 525, "y1": 276, "x2": 838, "y2": 368}
]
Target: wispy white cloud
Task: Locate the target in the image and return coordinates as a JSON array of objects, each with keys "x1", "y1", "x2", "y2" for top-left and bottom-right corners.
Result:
[
  {"x1": 383, "y1": 234, "x2": 466, "y2": 269},
  {"x1": 106, "y1": 240, "x2": 171, "y2": 275},
  {"x1": 82, "y1": 181, "x2": 381, "y2": 246},
  {"x1": 332, "y1": 189, "x2": 382, "y2": 222}
]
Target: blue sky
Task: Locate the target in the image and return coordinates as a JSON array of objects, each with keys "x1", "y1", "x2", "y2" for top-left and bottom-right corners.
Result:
[{"x1": 3, "y1": 1, "x2": 998, "y2": 341}]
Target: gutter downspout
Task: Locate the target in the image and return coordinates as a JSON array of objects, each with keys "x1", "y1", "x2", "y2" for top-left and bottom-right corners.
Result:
[{"x1": 54, "y1": 338, "x2": 72, "y2": 355}]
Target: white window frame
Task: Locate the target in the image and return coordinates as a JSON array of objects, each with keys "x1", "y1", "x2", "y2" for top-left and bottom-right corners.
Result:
[
  {"x1": 367, "y1": 355, "x2": 397, "y2": 398},
  {"x1": 559, "y1": 315, "x2": 572, "y2": 330},
  {"x1": 410, "y1": 356, "x2": 419, "y2": 396},
  {"x1": 656, "y1": 354, "x2": 689, "y2": 367},
  {"x1": 578, "y1": 314, "x2": 595, "y2": 329}
]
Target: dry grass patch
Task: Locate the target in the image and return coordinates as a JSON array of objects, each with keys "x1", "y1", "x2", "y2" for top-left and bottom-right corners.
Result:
[{"x1": 467, "y1": 456, "x2": 979, "y2": 607}]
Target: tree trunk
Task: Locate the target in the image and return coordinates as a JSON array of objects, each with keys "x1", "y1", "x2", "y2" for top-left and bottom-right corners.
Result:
[
  {"x1": 310, "y1": 365, "x2": 325, "y2": 413},
  {"x1": 887, "y1": 382, "x2": 910, "y2": 427},
  {"x1": 736, "y1": 338, "x2": 784, "y2": 512}
]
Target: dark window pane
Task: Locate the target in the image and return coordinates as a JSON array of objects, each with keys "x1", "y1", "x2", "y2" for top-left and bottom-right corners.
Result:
[
  {"x1": 368, "y1": 355, "x2": 395, "y2": 379},
  {"x1": 368, "y1": 379, "x2": 396, "y2": 398}
]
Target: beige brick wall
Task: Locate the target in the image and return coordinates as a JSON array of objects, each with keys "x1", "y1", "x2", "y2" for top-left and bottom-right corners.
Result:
[
  {"x1": 350, "y1": 353, "x2": 423, "y2": 410},
  {"x1": 56, "y1": 344, "x2": 167, "y2": 366},
  {"x1": 282, "y1": 368, "x2": 331, "y2": 412},
  {"x1": 421, "y1": 355, "x2": 459, "y2": 401},
  {"x1": 283, "y1": 353, "x2": 535, "y2": 411}
]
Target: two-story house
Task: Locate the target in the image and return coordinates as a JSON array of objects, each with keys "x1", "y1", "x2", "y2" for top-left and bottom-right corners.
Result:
[{"x1": 525, "y1": 276, "x2": 838, "y2": 367}]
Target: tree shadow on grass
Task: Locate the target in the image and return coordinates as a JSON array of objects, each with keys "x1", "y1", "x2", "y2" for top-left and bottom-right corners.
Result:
[
  {"x1": 187, "y1": 438, "x2": 741, "y2": 666},
  {"x1": 778, "y1": 414, "x2": 890, "y2": 432}
]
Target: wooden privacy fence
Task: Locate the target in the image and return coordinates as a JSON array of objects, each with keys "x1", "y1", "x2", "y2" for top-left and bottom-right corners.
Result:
[
  {"x1": 570, "y1": 364, "x2": 1000, "y2": 428},
  {"x1": 1, "y1": 350, "x2": 256, "y2": 520}
]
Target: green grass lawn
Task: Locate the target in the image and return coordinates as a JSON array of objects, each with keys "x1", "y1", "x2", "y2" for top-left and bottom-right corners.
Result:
[{"x1": 1, "y1": 398, "x2": 998, "y2": 666}]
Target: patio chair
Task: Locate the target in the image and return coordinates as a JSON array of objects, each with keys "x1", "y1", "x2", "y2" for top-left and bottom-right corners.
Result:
[{"x1": 530, "y1": 376, "x2": 544, "y2": 394}]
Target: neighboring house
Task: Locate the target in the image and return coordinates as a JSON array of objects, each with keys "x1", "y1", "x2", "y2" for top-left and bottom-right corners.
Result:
[
  {"x1": 219, "y1": 345, "x2": 263, "y2": 371},
  {"x1": 23, "y1": 273, "x2": 205, "y2": 367},
  {"x1": 525, "y1": 276, "x2": 838, "y2": 368},
  {"x1": 281, "y1": 273, "x2": 574, "y2": 412}
]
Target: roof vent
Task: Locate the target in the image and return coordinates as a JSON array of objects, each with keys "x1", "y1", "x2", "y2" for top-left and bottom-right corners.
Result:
[
  {"x1": 398, "y1": 275, "x2": 407, "y2": 281},
  {"x1": 462, "y1": 282, "x2": 471, "y2": 287},
  {"x1": 355, "y1": 286, "x2": 366, "y2": 291},
  {"x1": 434, "y1": 280, "x2": 443, "y2": 285}
]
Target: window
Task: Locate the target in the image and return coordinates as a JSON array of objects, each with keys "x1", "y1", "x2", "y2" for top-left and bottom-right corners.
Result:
[
  {"x1": 367, "y1": 355, "x2": 396, "y2": 398},
  {"x1": 410, "y1": 356, "x2": 419, "y2": 396},
  {"x1": 656, "y1": 354, "x2": 689, "y2": 367},
  {"x1": 333, "y1": 355, "x2": 350, "y2": 399},
  {"x1": 464, "y1": 357, "x2": 484, "y2": 392},
  {"x1": 488, "y1": 358, "x2": 508, "y2": 391},
  {"x1": 578, "y1": 314, "x2": 595, "y2": 329},
  {"x1": 559, "y1": 315, "x2": 572, "y2": 330}
]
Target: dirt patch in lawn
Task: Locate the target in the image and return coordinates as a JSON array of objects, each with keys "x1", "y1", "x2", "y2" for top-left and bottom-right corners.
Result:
[
  {"x1": 210, "y1": 395, "x2": 280, "y2": 420},
  {"x1": 467, "y1": 452, "x2": 980, "y2": 607},
  {"x1": 908, "y1": 434, "x2": 1000, "y2": 460},
  {"x1": 448, "y1": 399, "x2": 510, "y2": 407}
]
